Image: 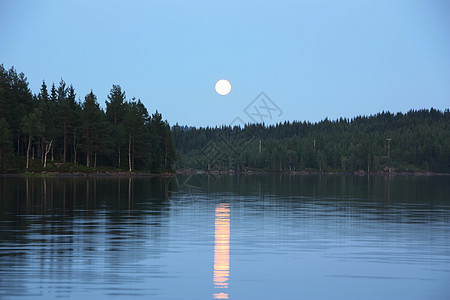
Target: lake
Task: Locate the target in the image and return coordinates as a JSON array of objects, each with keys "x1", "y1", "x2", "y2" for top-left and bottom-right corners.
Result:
[{"x1": 0, "y1": 175, "x2": 449, "y2": 300}]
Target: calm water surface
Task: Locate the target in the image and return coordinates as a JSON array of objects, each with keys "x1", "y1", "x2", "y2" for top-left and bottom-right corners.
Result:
[{"x1": 0, "y1": 175, "x2": 449, "y2": 300}]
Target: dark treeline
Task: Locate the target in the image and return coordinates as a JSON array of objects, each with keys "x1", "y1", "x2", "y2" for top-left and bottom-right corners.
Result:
[
  {"x1": 1, "y1": 64, "x2": 448, "y2": 174},
  {"x1": 173, "y1": 109, "x2": 450, "y2": 173},
  {"x1": 0, "y1": 64, "x2": 175, "y2": 173}
]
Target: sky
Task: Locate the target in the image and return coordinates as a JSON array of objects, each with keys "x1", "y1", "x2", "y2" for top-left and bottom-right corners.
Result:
[{"x1": 1, "y1": 0, "x2": 449, "y2": 127}]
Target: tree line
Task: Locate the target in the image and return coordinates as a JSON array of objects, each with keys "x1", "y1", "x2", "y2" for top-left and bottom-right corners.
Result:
[
  {"x1": 0, "y1": 64, "x2": 175, "y2": 173},
  {"x1": 173, "y1": 108, "x2": 450, "y2": 173},
  {"x1": 1, "y1": 63, "x2": 448, "y2": 174}
]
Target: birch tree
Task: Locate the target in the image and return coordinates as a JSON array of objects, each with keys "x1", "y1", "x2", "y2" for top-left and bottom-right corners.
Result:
[{"x1": 21, "y1": 108, "x2": 44, "y2": 170}]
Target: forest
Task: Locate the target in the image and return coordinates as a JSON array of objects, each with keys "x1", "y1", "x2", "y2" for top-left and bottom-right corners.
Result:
[
  {"x1": 173, "y1": 109, "x2": 450, "y2": 173},
  {"x1": 1, "y1": 63, "x2": 449, "y2": 174},
  {"x1": 0, "y1": 64, "x2": 175, "y2": 173}
]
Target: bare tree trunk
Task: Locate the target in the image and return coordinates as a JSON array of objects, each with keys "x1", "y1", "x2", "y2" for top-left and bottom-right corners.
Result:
[
  {"x1": 132, "y1": 137, "x2": 135, "y2": 171},
  {"x1": 51, "y1": 147, "x2": 54, "y2": 161},
  {"x1": 128, "y1": 134, "x2": 132, "y2": 172},
  {"x1": 26, "y1": 135, "x2": 31, "y2": 169},
  {"x1": 86, "y1": 129, "x2": 90, "y2": 167},
  {"x1": 63, "y1": 122, "x2": 67, "y2": 162},
  {"x1": 94, "y1": 145, "x2": 97, "y2": 168},
  {"x1": 86, "y1": 147, "x2": 90, "y2": 167},
  {"x1": 44, "y1": 140, "x2": 53, "y2": 168}
]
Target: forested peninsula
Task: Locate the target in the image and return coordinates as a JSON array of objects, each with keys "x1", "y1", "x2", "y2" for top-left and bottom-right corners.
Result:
[
  {"x1": 0, "y1": 64, "x2": 175, "y2": 174},
  {"x1": 1, "y1": 64, "x2": 449, "y2": 175}
]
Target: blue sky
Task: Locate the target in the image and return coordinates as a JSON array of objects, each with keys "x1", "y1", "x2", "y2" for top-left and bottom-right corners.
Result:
[{"x1": 1, "y1": 0, "x2": 449, "y2": 127}]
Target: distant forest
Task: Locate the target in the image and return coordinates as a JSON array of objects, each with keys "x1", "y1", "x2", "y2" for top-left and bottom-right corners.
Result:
[
  {"x1": 0, "y1": 64, "x2": 175, "y2": 173},
  {"x1": 173, "y1": 109, "x2": 450, "y2": 173}
]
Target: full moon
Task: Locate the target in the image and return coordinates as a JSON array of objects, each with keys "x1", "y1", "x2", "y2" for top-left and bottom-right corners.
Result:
[{"x1": 215, "y1": 79, "x2": 232, "y2": 95}]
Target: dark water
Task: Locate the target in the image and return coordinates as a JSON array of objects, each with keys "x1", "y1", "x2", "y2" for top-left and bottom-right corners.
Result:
[{"x1": 0, "y1": 175, "x2": 449, "y2": 300}]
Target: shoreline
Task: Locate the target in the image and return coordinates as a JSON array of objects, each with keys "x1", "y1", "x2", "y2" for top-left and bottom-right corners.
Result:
[
  {"x1": 0, "y1": 171, "x2": 176, "y2": 178},
  {"x1": 175, "y1": 169, "x2": 450, "y2": 176},
  {"x1": 1, "y1": 170, "x2": 448, "y2": 178}
]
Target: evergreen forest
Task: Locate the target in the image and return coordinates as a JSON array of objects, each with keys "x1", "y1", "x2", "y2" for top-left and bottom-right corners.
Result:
[
  {"x1": 1, "y1": 64, "x2": 449, "y2": 174},
  {"x1": 0, "y1": 64, "x2": 175, "y2": 173},
  {"x1": 173, "y1": 109, "x2": 450, "y2": 173}
]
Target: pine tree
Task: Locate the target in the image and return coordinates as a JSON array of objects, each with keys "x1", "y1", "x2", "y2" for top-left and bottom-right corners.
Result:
[
  {"x1": 37, "y1": 80, "x2": 52, "y2": 166},
  {"x1": 82, "y1": 91, "x2": 103, "y2": 167},
  {"x1": 124, "y1": 98, "x2": 150, "y2": 171},
  {"x1": 105, "y1": 85, "x2": 126, "y2": 168}
]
